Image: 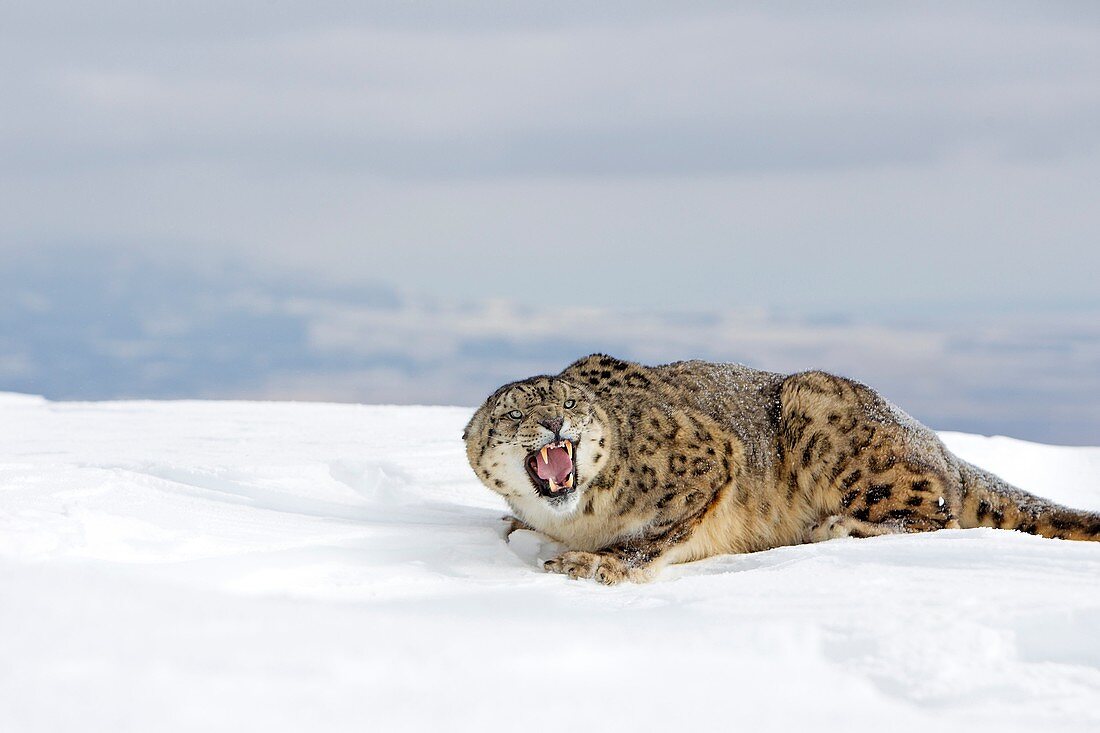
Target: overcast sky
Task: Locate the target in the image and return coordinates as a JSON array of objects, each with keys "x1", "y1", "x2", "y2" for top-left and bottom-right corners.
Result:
[
  {"x1": 2, "y1": 1, "x2": 1098, "y2": 312},
  {"x1": 1, "y1": 2, "x2": 1098, "y2": 442}
]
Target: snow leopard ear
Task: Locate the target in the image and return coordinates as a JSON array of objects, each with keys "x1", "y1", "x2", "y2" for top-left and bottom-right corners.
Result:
[
  {"x1": 462, "y1": 410, "x2": 480, "y2": 442},
  {"x1": 463, "y1": 379, "x2": 520, "y2": 443},
  {"x1": 462, "y1": 394, "x2": 496, "y2": 444}
]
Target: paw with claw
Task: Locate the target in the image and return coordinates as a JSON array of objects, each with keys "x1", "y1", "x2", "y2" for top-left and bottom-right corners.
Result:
[
  {"x1": 544, "y1": 551, "x2": 629, "y2": 585},
  {"x1": 501, "y1": 514, "x2": 534, "y2": 537}
]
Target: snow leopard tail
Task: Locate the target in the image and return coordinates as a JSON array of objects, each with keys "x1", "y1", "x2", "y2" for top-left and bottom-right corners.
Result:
[{"x1": 957, "y1": 460, "x2": 1100, "y2": 541}]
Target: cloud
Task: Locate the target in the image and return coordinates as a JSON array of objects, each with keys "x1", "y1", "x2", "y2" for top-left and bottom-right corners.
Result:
[
  {"x1": 8, "y1": 5, "x2": 1099, "y2": 176},
  {"x1": 2, "y1": 3, "x2": 1099, "y2": 444},
  {"x1": 1, "y1": 2, "x2": 1099, "y2": 312}
]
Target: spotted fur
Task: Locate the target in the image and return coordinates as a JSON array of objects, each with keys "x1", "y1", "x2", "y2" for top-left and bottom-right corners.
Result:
[{"x1": 463, "y1": 354, "x2": 1100, "y2": 584}]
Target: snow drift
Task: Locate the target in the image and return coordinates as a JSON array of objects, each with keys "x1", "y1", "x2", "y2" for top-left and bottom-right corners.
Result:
[{"x1": 1, "y1": 393, "x2": 1099, "y2": 732}]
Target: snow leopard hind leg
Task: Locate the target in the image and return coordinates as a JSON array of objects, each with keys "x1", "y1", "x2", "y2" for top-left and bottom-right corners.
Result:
[
  {"x1": 779, "y1": 370, "x2": 964, "y2": 544},
  {"x1": 782, "y1": 370, "x2": 1100, "y2": 545}
]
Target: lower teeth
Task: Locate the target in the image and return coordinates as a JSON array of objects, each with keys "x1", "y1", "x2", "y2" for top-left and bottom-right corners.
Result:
[{"x1": 545, "y1": 475, "x2": 574, "y2": 493}]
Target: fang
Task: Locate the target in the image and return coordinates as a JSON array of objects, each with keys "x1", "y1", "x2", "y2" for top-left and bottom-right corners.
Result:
[
  {"x1": 564, "y1": 441, "x2": 572, "y2": 457},
  {"x1": 541, "y1": 446, "x2": 549, "y2": 464},
  {"x1": 565, "y1": 474, "x2": 574, "y2": 488}
]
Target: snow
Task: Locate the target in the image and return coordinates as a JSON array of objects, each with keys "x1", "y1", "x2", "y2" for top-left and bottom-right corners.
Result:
[{"x1": 1, "y1": 393, "x2": 1099, "y2": 732}]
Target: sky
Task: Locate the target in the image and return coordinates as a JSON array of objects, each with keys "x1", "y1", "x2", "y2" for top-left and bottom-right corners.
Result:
[{"x1": 1, "y1": 2, "x2": 1098, "y2": 443}]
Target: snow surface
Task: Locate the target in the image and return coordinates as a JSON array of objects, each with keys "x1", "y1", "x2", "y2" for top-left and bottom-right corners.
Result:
[{"x1": 1, "y1": 393, "x2": 1099, "y2": 732}]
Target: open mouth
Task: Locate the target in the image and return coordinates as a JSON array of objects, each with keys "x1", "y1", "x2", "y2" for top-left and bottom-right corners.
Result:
[{"x1": 525, "y1": 440, "x2": 577, "y2": 499}]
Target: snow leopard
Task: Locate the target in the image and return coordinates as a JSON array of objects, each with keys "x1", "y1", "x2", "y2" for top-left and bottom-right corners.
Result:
[{"x1": 463, "y1": 354, "x2": 1100, "y2": 584}]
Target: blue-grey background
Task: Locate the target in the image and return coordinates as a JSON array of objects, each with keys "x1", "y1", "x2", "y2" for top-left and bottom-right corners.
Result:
[{"x1": 2, "y1": 2, "x2": 1098, "y2": 443}]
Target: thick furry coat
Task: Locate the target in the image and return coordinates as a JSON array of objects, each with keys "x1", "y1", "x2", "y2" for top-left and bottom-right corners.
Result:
[{"x1": 464, "y1": 354, "x2": 1100, "y2": 584}]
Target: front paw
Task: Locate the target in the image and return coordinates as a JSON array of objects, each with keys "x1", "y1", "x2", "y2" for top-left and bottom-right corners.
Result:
[
  {"x1": 544, "y1": 551, "x2": 628, "y2": 585},
  {"x1": 501, "y1": 514, "x2": 532, "y2": 537}
]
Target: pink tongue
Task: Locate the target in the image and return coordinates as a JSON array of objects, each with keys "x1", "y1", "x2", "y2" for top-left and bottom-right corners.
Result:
[{"x1": 535, "y1": 446, "x2": 574, "y2": 485}]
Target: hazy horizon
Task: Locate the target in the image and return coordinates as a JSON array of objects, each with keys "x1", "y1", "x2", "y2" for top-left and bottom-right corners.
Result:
[{"x1": 2, "y1": 248, "x2": 1098, "y2": 446}]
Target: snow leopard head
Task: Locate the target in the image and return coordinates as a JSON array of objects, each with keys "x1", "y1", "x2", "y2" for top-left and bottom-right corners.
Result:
[{"x1": 464, "y1": 375, "x2": 611, "y2": 515}]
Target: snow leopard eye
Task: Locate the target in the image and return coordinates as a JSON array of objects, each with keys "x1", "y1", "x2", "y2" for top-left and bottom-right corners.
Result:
[
  {"x1": 563, "y1": 399, "x2": 576, "y2": 409},
  {"x1": 507, "y1": 410, "x2": 523, "y2": 419}
]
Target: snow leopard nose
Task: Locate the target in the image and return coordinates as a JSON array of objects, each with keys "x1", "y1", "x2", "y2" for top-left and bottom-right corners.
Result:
[{"x1": 538, "y1": 417, "x2": 564, "y2": 435}]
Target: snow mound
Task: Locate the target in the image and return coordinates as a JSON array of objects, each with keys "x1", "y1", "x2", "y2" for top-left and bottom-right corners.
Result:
[{"x1": 1, "y1": 397, "x2": 1099, "y2": 732}]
